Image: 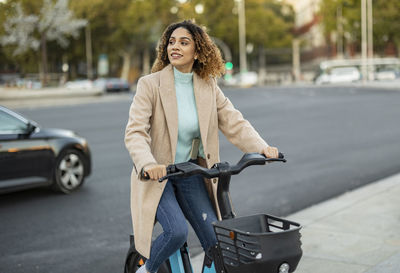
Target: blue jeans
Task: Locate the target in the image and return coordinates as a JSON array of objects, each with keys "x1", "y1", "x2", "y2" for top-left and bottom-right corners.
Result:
[{"x1": 145, "y1": 173, "x2": 218, "y2": 273}]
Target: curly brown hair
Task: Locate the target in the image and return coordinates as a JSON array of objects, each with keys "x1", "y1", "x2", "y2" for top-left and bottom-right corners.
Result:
[{"x1": 151, "y1": 20, "x2": 225, "y2": 80}]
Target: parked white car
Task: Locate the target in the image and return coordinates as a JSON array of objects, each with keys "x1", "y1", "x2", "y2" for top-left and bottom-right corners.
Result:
[
  {"x1": 315, "y1": 67, "x2": 361, "y2": 84},
  {"x1": 375, "y1": 68, "x2": 399, "y2": 81},
  {"x1": 224, "y1": 72, "x2": 258, "y2": 87},
  {"x1": 65, "y1": 79, "x2": 94, "y2": 90}
]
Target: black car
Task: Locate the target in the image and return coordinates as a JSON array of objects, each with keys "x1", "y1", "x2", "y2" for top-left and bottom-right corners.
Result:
[
  {"x1": 93, "y1": 78, "x2": 131, "y2": 92},
  {"x1": 0, "y1": 105, "x2": 91, "y2": 194}
]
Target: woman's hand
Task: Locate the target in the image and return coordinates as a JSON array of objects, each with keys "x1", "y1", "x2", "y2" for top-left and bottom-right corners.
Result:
[
  {"x1": 143, "y1": 164, "x2": 167, "y2": 180},
  {"x1": 262, "y1": 146, "x2": 279, "y2": 158}
]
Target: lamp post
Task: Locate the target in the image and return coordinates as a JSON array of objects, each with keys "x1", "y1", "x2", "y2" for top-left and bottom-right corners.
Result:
[
  {"x1": 361, "y1": 0, "x2": 367, "y2": 83},
  {"x1": 367, "y1": 0, "x2": 373, "y2": 80},
  {"x1": 235, "y1": 0, "x2": 247, "y2": 73},
  {"x1": 337, "y1": 5, "x2": 344, "y2": 58}
]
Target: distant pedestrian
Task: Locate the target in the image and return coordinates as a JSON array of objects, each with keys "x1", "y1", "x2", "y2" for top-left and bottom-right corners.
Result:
[{"x1": 124, "y1": 19, "x2": 279, "y2": 273}]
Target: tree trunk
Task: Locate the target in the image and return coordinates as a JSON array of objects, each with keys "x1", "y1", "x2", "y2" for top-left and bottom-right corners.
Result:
[
  {"x1": 258, "y1": 45, "x2": 266, "y2": 85},
  {"x1": 38, "y1": 51, "x2": 43, "y2": 86},
  {"x1": 142, "y1": 47, "x2": 150, "y2": 75},
  {"x1": 121, "y1": 51, "x2": 131, "y2": 81},
  {"x1": 292, "y1": 38, "x2": 301, "y2": 82},
  {"x1": 40, "y1": 33, "x2": 48, "y2": 86},
  {"x1": 397, "y1": 41, "x2": 400, "y2": 57},
  {"x1": 85, "y1": 23, "x2": 94, "y2": 80}
]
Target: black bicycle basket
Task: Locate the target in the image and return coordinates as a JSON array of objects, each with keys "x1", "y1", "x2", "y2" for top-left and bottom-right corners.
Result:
[{"x1": 212, "y1": 214, "x2": 302, "y2": 273}]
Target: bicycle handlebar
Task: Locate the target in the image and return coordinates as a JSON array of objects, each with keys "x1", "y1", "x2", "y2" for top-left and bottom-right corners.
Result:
[{"x1": 141, "y1": 152, "x2": 286, "y2": 182}]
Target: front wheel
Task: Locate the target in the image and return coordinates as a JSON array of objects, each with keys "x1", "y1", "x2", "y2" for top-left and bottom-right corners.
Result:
[
  {"x1": 125, "y1": 251, "x2": 147, "y2": 273},
  {"x1": 52, "y1": 149, "x2": 86, "y2": 193},
  {"x1": 125, "y1": 235, "x2": 172, "y2": 273},
  {"x1": 125, "y1": 252, "x2": 172, "y2": 273}
]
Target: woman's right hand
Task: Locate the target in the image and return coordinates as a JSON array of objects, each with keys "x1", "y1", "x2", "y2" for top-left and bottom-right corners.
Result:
[{"x1": 143, "y1": 164, "x2": 167, "y2": 180}]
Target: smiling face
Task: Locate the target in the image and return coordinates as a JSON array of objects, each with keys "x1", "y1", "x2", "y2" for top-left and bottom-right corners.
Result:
[{"x1": 167, "y1": 27, "x2": 197, "y2": 73}]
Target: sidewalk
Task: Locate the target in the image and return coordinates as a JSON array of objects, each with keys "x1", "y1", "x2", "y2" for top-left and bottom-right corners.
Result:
[
  {"x1": 191, "y1": 173, "x2": 400, "y2": 273},
  {"x1": 0, "y1": 86, "x2": 103, "y2": 100},
  {"x1": 0, "y1": 87, "x2": 112, "y2": 109}
]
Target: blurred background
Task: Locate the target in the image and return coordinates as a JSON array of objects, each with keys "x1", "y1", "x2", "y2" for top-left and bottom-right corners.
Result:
[
  {"x1": 0, "y1": 0, "x2": 399, "y2": 89},
  {"x1": 1, "y1": 1, "x2": 400, "y2": 273}
]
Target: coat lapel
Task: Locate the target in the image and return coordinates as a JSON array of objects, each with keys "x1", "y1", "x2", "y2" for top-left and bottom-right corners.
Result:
[
  {"x1": 159, "y1": 65, "x2": 178, "y2": 162},
  {"x1": 193, "y1": 73, "x2": 212, "y2": 153}
]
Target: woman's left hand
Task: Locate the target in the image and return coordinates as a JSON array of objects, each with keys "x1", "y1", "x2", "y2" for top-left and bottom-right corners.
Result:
[{"x1": 262, "y1": 146, "x2": 279, "y2": 158}]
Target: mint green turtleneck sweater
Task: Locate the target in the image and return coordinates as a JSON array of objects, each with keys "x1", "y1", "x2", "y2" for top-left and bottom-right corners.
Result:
[{"x1": 173, "y1": 67, "x2": 205, "y2": 163}]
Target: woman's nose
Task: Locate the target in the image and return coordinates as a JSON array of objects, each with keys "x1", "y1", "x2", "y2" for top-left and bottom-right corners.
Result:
[{"x1": 171, "y1": 42, "x2": 180, "y2": 50}]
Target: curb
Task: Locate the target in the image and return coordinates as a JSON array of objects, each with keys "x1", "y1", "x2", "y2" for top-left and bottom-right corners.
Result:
[{"x1": 0, "y1": 87, "x2": 104, "y2": 101}]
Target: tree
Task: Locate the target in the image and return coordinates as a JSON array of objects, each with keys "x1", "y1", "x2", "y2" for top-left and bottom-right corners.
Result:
[
  {"x1": 373, "y1": 0, "x2": 400, "y2": 55},
  {"x1": 319, "y1": 0, "x2": 400, "y2": 57},
  {"x1": 0, "y1": 3, "x2": 39, "y2": 55},
  {"x1": 71, "y1": 0, "x2": 176, "y2": 81},
  {"x1": 176, "y1": 0, "x2": 293, "y2": 71},
  {"x1": 1, "y1": 0, "x2": 87, "y2": 85}
]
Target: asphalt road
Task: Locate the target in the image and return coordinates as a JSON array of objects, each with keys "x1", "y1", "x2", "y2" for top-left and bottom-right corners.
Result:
[{"x1": 1, "y1": 86, "x2": 400, "y2": 273}]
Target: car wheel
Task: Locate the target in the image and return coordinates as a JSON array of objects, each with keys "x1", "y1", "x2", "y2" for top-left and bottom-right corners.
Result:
[{"x1": 52, "y1": 149, "x2": 86, "y2": 193}]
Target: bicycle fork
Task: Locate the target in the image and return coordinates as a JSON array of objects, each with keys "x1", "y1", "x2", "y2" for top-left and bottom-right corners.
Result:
[
  {"x1": 169, "y1": 245, "x2": 193, "y2": 273},
  {"x1": 168, "y1": 244, "x2": 220, "y2": 273}
]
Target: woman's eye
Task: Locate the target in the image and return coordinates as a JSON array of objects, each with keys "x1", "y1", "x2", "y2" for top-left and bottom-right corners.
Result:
[{"x1": 181, "y1": 42, "x2": 188, "y2": 46}]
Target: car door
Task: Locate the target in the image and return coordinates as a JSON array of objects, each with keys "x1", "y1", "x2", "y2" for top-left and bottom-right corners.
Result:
[{"x1": 0, "y1": 109, "x2": 53, "y2": 188}]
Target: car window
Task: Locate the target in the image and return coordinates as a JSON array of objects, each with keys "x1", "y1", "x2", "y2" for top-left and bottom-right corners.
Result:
[{"x1": 0, "y1": 110, "x2": 27, "y2": 133}]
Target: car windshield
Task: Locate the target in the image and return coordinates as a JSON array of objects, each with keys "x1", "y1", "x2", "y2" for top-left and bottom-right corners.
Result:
[{"x1": 0, "y1": 110, "x2": 27, "y2": 133}]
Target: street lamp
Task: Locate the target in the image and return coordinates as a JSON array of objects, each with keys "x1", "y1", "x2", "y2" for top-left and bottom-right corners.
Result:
[
  {"x1": 337, "y1": 5, "x2": 344, "y2": 59},
  {"x1": 361, "y1": 0, "x2": 367, "y2": 83},
  {"x1": 367, "y1": 0, "x2": 373, "y2": 80},
  {"x1": 361, "y1": 0, "x2": 374, "y2": 82},
  {"x1": 235, "y1": 0, "x2": 247, "y2": 73}
]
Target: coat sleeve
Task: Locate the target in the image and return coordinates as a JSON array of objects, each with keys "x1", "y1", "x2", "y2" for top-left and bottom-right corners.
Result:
[
  {"x1": 124, "y1": 77, "x2": 158, "y2": 178},
  {"x1": 215, "y1": 82, "x2": 269, "y2": 153}
]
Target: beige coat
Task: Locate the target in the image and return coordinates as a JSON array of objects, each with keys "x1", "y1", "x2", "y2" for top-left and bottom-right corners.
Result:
[{"x1": 124, "y1": 64, "x2": 268, "y2": 258}]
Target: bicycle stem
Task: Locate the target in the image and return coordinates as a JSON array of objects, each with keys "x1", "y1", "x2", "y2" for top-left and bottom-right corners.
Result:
[{"x1": 214, "y1": 162, "x2": 236, "y2": 220}]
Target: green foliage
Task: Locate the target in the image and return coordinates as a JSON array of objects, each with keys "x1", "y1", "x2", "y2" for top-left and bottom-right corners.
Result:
[
  {"x1": 319, "y1": 0, "x2": 400, "y2": 53},
  {"x1": 246, "y1": 0, "x2": 294, "y2": 48},
  {"x1": 373, "y1": 0, "x2": 400, "y2": 50},
  {"x1": 1, "y1": 0, "x2": 295, "y2": 76}
]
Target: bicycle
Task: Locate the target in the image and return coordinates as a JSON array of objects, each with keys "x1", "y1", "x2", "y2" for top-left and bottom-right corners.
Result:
[{"x1": 124, "y1": 153, "x2": 302, "y2": 273}]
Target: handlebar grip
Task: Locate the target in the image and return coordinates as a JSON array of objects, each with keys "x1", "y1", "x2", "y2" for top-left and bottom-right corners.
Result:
[{"x1": 278, "y1": 152, "x2": 284, "y2": 159}]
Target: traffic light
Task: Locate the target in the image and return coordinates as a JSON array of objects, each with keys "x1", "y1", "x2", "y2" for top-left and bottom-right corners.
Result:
[
  {"x1": 224, "y1": 62, "x2": 233, "y2": 81},
  {"x1": 225, "y1": 62, "x2": 233, "y2": 71}
]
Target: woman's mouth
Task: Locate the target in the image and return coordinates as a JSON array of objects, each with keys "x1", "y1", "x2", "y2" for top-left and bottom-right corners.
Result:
[{"x1": 171, "y1": 53, "x2": 182, "y2": 59}]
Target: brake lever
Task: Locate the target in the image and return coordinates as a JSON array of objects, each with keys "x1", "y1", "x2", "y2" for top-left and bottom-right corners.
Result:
[{"x1": 266, "y1": 158, "x2": 287, "y2": 163}]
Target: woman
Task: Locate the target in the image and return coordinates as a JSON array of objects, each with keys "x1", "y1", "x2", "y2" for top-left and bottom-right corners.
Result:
[{"x1": 124, "y1": 20, "x2": 279, "y2": 273}]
